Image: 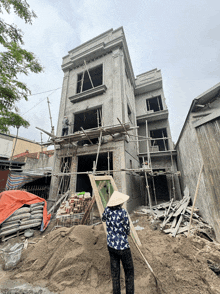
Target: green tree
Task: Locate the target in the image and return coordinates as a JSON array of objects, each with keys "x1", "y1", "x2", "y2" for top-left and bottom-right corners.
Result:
[{"x1": 0, "y1": 0, "x2": 43, "y2": 133}]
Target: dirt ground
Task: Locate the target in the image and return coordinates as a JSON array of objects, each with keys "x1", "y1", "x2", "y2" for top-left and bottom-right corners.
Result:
[{"x1": 0, "y1": 214, "x2": 220, "y2": 294}]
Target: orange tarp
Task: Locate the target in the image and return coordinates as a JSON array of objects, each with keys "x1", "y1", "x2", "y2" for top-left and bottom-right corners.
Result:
[{"x1": 0, "y1": 190, "x2": 51, "y2": 231}]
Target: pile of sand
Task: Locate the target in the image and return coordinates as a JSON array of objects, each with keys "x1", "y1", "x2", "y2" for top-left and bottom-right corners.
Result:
[{"x1": 7, "y1": 216, "x2": 220, "y2": 293}]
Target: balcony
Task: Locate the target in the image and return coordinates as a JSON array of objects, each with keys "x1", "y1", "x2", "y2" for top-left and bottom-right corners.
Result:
[
  {"x1": 69, "y1": 85, "x2": 107, "y2": 103},
  {"x1": 136, "y1": 109, "x2": 169, "y2": 123}
]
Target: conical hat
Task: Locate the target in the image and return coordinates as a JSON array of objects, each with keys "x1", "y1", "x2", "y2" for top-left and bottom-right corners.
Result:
[{"x1": 107, "y1": 191, "x2": 129, "y2": 207}]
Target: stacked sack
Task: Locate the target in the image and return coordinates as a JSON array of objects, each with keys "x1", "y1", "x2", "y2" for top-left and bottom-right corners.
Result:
[{"x1": 0, "y1": 202, "x2": 44, "y2": 238}]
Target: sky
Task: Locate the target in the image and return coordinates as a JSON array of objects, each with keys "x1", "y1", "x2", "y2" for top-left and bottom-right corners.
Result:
[{"x1": 2, "y1": 0, "x2": 220, "y2": 144}]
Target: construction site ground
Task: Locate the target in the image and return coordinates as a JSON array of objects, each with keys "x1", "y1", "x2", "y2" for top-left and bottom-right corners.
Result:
[{"x1": 0, "y1": 215, "x2": 220, "y2": 294}]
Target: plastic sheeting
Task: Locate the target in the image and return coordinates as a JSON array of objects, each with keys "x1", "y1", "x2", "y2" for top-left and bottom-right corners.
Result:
[{"x1": 0, "y1": 190, "x2": 51, "y2": 231}]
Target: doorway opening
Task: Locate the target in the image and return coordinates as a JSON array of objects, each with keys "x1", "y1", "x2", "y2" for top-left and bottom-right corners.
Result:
[
  {"x1": 148, "y1": 171, "x2": 169, "y2": 203},
  {"x1": 76, "y1": 152, "x2": 113, "y2": 194}
]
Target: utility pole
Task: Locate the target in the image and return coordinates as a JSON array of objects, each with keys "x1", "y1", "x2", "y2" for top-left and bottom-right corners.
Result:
[{"x1": 47, "y1": 97, "x2": 54, "y2": 135}]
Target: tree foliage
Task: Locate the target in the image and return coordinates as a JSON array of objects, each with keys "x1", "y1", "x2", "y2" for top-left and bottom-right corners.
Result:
[{"x1": 0, "y1": 0, "x2": 43, "y2": 133}]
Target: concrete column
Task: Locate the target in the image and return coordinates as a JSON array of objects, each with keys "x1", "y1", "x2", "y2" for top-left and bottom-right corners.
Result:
[
  {"x1": 69, "y1": 155, "x2": 78, "y2": 193},
  {"x1": 112, "y1": 49, "x2": 125, "y2": 125},
  {"x1": 57, "y1": 70, "x2": 70, "y2": 136},
  {"x1": 48, "y1": 149, "x2": 61, "y2": 208}
]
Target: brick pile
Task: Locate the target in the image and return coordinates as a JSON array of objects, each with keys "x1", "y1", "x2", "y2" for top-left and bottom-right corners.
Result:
[{"x1": 56, "y1": 192, "x2": 92, "y2": 226}]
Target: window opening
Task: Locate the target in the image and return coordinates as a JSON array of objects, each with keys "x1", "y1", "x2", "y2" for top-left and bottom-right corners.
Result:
[
  {"x1": 127, "y1": 104, "x2": 132, "y2": 123},
  {"x1": 150, "y1": 128, "x2": 168, "y2": 151},
  {"x1": 146, "y1": 96, "x2": 163, "y2": 112},
  {"x1": 77, "y1": 153, "x2": 113, "y2": 194},
  {"x1": 74, "y1": 107, "x2": 102, "y2": 145},
  {"x1": 77, "y1": 65, "x2": 103, "y2": 93}
]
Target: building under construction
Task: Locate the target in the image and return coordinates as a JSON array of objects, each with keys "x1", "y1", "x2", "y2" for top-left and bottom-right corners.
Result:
[{"x1": 48, "y1": 27, "x2": 181, "y2": 211}]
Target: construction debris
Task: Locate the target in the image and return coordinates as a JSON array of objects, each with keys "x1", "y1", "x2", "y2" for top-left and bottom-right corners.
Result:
[{"x1": 134, "y1": 196, "x2": 215, "y2": 241}]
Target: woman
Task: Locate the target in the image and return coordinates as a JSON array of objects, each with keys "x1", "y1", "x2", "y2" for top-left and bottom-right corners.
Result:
[{"x1": 102, "y1": 191, "x2": 134, "y2": 294}]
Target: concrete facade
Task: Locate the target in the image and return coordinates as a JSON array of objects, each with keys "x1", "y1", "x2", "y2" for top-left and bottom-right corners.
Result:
[
  {"x1": 176, "y1": 82, "x2": 220, "y2": 241},
  {"x1": 49, "y1": 27, "x2": 180, "y2": 212}
]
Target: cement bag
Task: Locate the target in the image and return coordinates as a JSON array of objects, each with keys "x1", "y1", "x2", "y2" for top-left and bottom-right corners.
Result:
[
  {"x1": 1, "y1": 243, "x2": 23, "y2": 270},
  {"x1": 20, "y1": 219, "x2": 42, "y2": 226},
  {"x1": 31, "y1": 210, "x2": 43, "y2": 215},
  {"x1": 0, "y1": 227, "x2": 19, "y2": 237},
  {"x1": 0, "y1": 223, "x2": 20, "y2": 232},
  {"x1": 1, "y1": 220, "x2": 20, "y2": 227},
  {"x1": 19, "y1": 222, "x2": 42, "y2": 230},
  {"x1": 30, "y1": 202, "x2": 44, "y2": 208},
  {"x1": 12, "y1": 207, "x2": 30, "y2": 216},
  {"x1": 7, "y1": 213, "x2": 31, "y2": 222},
  {"x1": 30, "y1": 206, "x2": 44, "y2": 212},
  {"x1": 30, "y1": 214, "x2": 43, "y2": 219}
]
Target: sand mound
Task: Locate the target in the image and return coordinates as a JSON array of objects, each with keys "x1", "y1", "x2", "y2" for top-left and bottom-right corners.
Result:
[
  {"x1": 12, "y1": 224, "x2": 146, "y2": 293},
  {"x1": 8, "y1": 216, "x2": 220, "y2": 294}
]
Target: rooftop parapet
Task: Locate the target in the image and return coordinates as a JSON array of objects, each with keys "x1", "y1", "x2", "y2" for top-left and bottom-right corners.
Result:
[
  {"x1": 62, "y1": 27, "x2": 135, "y2": 86},
  {"x1": 135, "y1": 68, "x2": 162, "y2": 95}
]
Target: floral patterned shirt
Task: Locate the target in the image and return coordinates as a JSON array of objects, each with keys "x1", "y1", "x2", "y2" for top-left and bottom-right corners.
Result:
[{"x1": 102, "y1": 206, "x2": 130, "y2": 250}]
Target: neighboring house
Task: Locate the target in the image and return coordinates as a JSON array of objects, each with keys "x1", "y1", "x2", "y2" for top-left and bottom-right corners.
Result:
[
  {"x1": 0, "y1": 133, "x2": 46, "y2": 159},
  {"x1": 176, "y1": 82, "x2": 220, "y2": 241},
  {"x1": 49, "y1": 27, "x2": 181, "y2": 211},
  {"x1": 8, "y1": 150, "x2": 54, "y2": 200},
  {"x1": 0, "y1": 132, "x2": 51, "y2": 196}
]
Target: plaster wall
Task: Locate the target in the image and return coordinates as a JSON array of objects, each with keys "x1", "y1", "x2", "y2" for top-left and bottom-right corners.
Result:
[
  {"x1": 22, "y1": 153, "x2": 54, "y2": 171},
  {"x1": 135, "y1": 88, "x2": 167, "y2": 117},
  {"x1": 62, "y1": 28, "x2": 123, "y2": 65},
  {"x1": 13, "y1": 139, "x2": 45, "y2": 156},
  {"x1": 57, "y1": 49, "x2": 128, "y2": 136},
  {"x1": 0, "y1": 137, "x2": 13, "y2": 158},
  {"x1": 135, "y1": 69, "x2": 161, "y2": 87}
]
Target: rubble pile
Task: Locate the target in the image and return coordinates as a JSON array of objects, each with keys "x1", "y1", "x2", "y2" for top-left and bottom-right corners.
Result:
[
  {"x1": 135, "y1": 196, "x2": 215, "y2": 240},
  {"x1": 56, "y1": 192, "x2": 92, "y2": 226},
  {"x1": 0, "y1": 202, "x2": 44, "y2": 241}
]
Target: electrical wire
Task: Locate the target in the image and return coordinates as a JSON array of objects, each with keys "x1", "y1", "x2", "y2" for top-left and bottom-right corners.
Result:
[
  {"x1": 22, "y1": 88, "x2": 59, "y2": 116},
  {"x1": 27, "y1": 87, "x2": 61, "y2": 96}
]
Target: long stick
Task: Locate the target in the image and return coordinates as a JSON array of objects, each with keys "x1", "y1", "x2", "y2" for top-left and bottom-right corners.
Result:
[
  {"x1": 131, "y1": 235, "x2": 154, "y2": 273},
  {"x1": 187, "y1": 164, "x2": 204, "y2": 237}
]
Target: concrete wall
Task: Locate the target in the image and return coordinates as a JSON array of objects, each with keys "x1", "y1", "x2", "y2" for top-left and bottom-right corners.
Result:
[
  {"x1": 57, "y1": 48, "x2": 130, "y2": 137},
  {"x1": 13, "y1": 138, "x2": 46, "y2": 156},
  {"x1": 0, "y1": 133, "x2": 45, "y2": 158},
  {"x1": 135, "y1": 88, "x2": 167, "y2": 118},
  {"x1": 0, "y1": 135, "x2": 13, "y2": 158},
  {"x1": 22, "y1": 153, "x2": 54, "y2": 171}
]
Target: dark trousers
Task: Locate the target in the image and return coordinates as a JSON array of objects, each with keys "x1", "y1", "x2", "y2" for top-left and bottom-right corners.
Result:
[
  {"x1": 108, "y1": 246, "x2": 134, "y2": 294},
  {"x1": 61, "y1": 127, "x2": 68, "y2": 136}
]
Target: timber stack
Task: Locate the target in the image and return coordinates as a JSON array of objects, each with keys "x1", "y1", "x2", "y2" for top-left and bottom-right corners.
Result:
[{"x1": 135, "y1": 196, "x2": 215, "y2": 241}]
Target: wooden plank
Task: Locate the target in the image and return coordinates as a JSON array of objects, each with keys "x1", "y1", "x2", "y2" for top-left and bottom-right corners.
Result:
[
  {"x1": 173, "y1": 197, "x2": 190, "y2": 217},
  {"x1": 172, "y1": 197, "x2": 190, "y2": 237},
  {"x1": 171, "y1": 217, "x2": 177, "y2": 228},
  {"x1": 80, "y1": 127, "x2": 93, "y2": 144},
  {"x1": 164, "y1": 226, "x2": 189, "y2": 234}
]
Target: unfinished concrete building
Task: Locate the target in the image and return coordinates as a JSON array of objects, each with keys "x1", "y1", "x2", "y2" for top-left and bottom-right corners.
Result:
[
  {"x1": 48, "y1": 27, "x2": 181, "y2": 211},
  {"x1": 176, "y1": 82, "x2": 220, "y2": 241}
]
